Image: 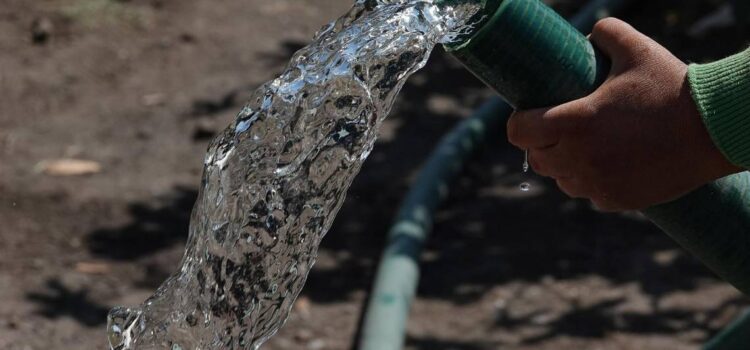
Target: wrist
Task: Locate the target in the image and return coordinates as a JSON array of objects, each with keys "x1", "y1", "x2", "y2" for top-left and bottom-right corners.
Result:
[{"x1": 688, "y1": 49, "x2": 750, "y2": 169}]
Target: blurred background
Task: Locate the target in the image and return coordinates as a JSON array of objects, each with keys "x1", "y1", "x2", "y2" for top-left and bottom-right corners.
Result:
[{"x1": 1, "y1": 0, "x2": 749, "y2": 349}]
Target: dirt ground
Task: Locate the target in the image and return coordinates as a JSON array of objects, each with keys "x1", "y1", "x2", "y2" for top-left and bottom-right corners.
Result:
[{"x1": 1, "y1": 0, "x2": 749, "y2": 349}]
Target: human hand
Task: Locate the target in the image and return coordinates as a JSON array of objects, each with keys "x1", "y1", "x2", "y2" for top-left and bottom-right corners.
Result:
[{"x1": 507, "y1": 18, "x2": 742, "y2": 211}]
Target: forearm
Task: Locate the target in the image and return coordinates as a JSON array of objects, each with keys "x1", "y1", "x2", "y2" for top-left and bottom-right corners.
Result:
[{"x1": 689, "y1": 48, "x2": 750, "y2": 169}]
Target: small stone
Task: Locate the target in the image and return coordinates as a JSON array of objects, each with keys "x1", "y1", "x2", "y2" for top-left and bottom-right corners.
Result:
[
  {"x1": 294, "y1": 329, "x2": 312, "y2": 342},
  {"x1": 179, "y1": 33, "x2": 196, "y2": 43},
  {"x1": 293, "y1": 296, "x2": 311, "y2": 319},
  {"x1": 136, "y1": 129, "x2": 152, "y2": 140},
  {"x1": 31, "y1": 17, "x2": 54, "y2": 45},
  {"x1": 6, "y1": 317, "x2": 19, "y2": 329},
  {"x1": 37, "y1": 159, "x2": 102, "y2": 176},
  {"x1": 307, "y1": 339, "x2": 325, "y2": 350},
  {"x1": 32, "y1": 258, "x2": 45, "y2": 269},
  {"x1": 142, "y1": 93, "x2": 166, "y2": 107},
  {"x1": 75, "y1": 261, "x2": 111, "y2": 275}
]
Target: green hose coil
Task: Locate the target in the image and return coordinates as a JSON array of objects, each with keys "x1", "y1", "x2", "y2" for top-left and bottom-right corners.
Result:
[{"x1": 359, "y1": 99, "x2": 511, "y2": 350}]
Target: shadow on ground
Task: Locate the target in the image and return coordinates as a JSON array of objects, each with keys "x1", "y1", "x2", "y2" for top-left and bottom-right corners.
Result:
[
  {"x1": 86, "y1": 187, "x2": 197, "y2": 260},
  {"x1": 26, "y1": 279, "x2": 110, "y2": 327}
]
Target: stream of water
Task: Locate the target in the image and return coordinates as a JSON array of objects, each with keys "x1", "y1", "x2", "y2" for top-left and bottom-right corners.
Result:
[{"x1": 107, "y1": 1, "x2": 482, "y2": 349}]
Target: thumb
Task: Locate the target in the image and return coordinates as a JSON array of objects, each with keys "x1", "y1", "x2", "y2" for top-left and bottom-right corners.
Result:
[{"x1": 589, "y1": 18, "x2": 649, "y2": 73}]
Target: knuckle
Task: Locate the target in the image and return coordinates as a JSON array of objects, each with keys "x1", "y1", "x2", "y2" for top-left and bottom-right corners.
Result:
[{"x1": 592, "y1": 18, "x2": 622, "y2": 36}]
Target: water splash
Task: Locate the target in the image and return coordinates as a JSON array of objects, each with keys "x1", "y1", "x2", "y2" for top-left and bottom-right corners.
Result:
[
  {"x1": 519, "y1": 182, "x2": 531, "y2": 192},
  {"x1": 107, "y1": 1, "x2": 481, "y2": 349}
]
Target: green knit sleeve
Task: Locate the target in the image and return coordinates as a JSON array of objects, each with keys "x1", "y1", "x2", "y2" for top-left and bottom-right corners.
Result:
[{"x1": 688, "y1": 48, "x2": 750, "y2": 169}]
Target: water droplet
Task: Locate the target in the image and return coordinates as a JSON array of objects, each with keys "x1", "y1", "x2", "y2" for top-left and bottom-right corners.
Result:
[
  {"x1": 522, "y1": 149, "x2": 529, "y2": 173},
  {"x1": 519, "y1": 182, "x2": 531, "y2": 192}
]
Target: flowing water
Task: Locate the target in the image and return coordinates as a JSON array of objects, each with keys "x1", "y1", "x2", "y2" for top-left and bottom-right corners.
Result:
[{"x1": 107, "y1": 1, "x2": 482, "y2": 349}]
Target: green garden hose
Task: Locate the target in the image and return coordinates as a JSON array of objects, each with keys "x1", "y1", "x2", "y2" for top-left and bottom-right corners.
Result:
[
  {"x1": 358, "y1": 1, "x2": 629, "y2": 349},
  {"x1": 358, "y1": 98, "x2": 511, "y2": 350}
]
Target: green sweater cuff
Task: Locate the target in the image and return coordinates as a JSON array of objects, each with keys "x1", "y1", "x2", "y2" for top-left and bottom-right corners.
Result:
[{"x1": 688, "y1": 49, "x2": 750, "y2": 169}]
